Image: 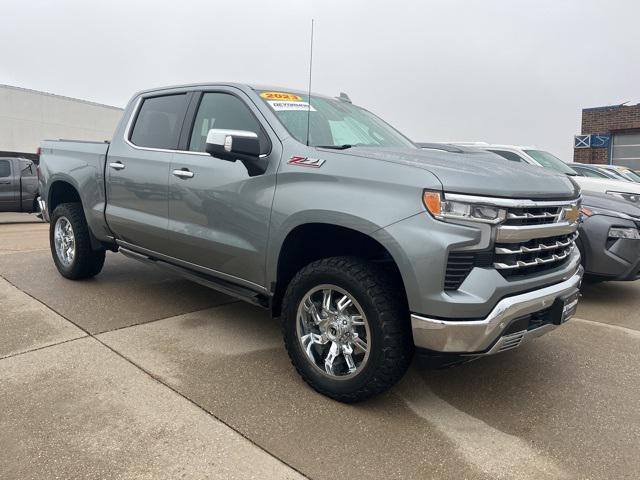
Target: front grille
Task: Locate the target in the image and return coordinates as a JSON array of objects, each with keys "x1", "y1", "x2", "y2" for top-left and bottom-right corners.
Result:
[
  {"x1": 494, "y1": 232, "x2": 577, "y2": 277},
  {"x1": 443, "y1": 199, "x2": 579, "y2": 290},
  {"x1": 504, "y1": 206, "x2": 563, "y2": 226}
]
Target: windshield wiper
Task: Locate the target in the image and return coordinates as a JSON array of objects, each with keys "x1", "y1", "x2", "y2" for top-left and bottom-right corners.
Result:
[{"x1": 315, "y1": 144, "x2": 353, "y2": 150}]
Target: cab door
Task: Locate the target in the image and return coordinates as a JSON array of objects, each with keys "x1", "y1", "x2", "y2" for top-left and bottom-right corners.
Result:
[
  {"x1": 105, "y1": 93, "x2": 190, "y2": 253},
  {"x1": 166, "y1": 89, "x2": 278, "y2": 288},
  {"x1": 0, "y1": 159, "x2": 17, "y2": 212}
]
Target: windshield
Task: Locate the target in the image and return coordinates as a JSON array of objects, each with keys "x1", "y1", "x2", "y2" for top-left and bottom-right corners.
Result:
[
  {"x1": 573, "y1": 166, "x2": 609, "y2": 179},
  {"x1": 618, "y1": 169, "x2": 640, "y2": 182},
  {"x1": 524, "y1": 149, "x2": 578, "y2": 175},
  {"x1": 256, "y1": 90, "x2": 415, "y2": 148}
]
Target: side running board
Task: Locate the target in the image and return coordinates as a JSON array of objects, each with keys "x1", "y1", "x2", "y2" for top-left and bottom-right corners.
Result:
[{"x1": 119, "y1": 247, "x2": 270, "y2": 308}]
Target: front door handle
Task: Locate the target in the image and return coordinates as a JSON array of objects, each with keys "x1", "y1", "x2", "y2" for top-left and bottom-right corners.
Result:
[
  {"x1": 172, "y1": 168, "x2": 194, "y2": 179},
  {"x1": 109, "y1": 162, "x2": 125, "y2": 170},
  {"x1": 0, "y1": 181, "x2": 11, "y2": 184}
]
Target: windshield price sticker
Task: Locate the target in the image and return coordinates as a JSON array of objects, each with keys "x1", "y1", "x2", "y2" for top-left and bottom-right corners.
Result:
[
  {"x1": 268, "y1": 100, "x2": 316, "y2": 112},
  {"x1": 260, "y1": 91, "x2": 302, "y2": 101}
]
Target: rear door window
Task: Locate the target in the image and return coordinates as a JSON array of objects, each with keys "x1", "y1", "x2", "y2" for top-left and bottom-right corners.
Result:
[
  {"x1": 130, "y1": 94, "x2": 189, "y2": 150},
  {"x1": 0, "y1": 160, "x2": 10, "y2": 177}
]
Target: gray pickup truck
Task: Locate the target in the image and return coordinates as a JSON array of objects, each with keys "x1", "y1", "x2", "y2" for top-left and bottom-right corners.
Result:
[
  {"x1": 0, "y1": 157, "x2": 39, "y2": 213},
  {"x1": 39, "y1": 83, "x2": 583, "y2": 402}
]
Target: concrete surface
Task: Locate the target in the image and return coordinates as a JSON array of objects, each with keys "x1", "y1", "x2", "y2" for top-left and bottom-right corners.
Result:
[
  {"x1": 0, "y1": 276, "x2": 85, "y2": 358},
  {"x1": 0, "y1": 212, "x2": 45, "y2": 225},
  {"x1": 1, "y1": 213, "x2": 639, "y2": 479},
  {"x1": 0, "y1": 338, "x2": 303, "y2": 479}
]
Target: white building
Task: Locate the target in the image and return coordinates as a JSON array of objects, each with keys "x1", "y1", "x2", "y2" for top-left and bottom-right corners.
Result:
[{"x1": 0, "y1": 84, "x2": 123, "y2": 160}]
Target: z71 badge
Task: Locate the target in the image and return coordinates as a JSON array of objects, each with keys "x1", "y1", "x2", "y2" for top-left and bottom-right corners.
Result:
[{"x1": 288, "y1": 156, "x2": 326, "y2": 168}]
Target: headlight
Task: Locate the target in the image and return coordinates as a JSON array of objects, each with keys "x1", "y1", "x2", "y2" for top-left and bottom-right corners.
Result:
[
  {"x1": 423, "y1": 191, "x2": 507, "y2": 224},
  {"x1": 606, "y1": 191, "x2": 640, "y2": 204},
  {"x1": 609, "y1": 227, "x2": 640, "y2": 240},
  {"x1": 580, "y1": 205, "x2": 640, "y2": 222}
]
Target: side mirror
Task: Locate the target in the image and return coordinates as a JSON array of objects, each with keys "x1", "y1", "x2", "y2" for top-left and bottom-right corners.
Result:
[{"x1": 205, "y1": 129, "x2": 266, "y2": 176}]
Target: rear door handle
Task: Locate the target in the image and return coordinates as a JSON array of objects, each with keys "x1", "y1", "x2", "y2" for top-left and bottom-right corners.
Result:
[
  {"x1": 172, "y1": 168, "x2": 194, "y2": 179},
  {"x1": 109, "y1": 162, "x2": 125, "y2": 170},
  {"x1": 0, "y1": 181, "x2": 10, "y2": 184}
]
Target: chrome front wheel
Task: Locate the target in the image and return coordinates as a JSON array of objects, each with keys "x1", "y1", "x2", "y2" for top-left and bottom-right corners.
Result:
[
  {"x1": 296, "y1": 284, "x2": 371, "y2": 379},
  {"x1": 54, "y1": 216, "x2": 75, "y2": 266}
]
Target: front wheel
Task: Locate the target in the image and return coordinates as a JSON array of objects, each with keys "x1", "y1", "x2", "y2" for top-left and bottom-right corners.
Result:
[
  {"x1": 281, "y1": 256, "x2": 413, "y2": 403},
  {"x1": 50, "y1": 203, "x2": 105, "y2": 280}
]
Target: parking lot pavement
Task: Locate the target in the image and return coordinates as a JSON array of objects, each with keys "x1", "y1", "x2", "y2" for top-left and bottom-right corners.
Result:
[
  {"x1": 1, "y1": 216, "x2": 639, "y2": 479},
  {"x1": 0, "y1": 250, "x2": 236, "y2": 333},
  {"x1": 577, "y1": 280, "x2": 640, "y2": 331},
  {"x1": 0, "y1": 276, "x2": 85, "y2": 358},
  {"x1": 0, "y1": 222, "x2": 48, "y2": 256},
  {"x1": 0, "y1": 212, "x2": 44, "y2": 224},
  {"x1": 0, "y1": 337, "x2": 304, "y2": 479}
]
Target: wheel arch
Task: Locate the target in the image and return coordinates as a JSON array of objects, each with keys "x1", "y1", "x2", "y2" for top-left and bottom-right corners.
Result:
[
  {"x1": 47, "y1": 179, "x2": 82, "y2": 215},
  {"x1": 271, "y1": 222, "x2": 408, "y2": 317}
]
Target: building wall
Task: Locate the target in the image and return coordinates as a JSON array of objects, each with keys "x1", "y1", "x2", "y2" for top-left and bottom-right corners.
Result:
[
  {"x1": 574, "y1": 103, "x2": 640, "y2": 164},
  {"x1": 0, "y1": 85, "x2": 123, "y2": 158}
]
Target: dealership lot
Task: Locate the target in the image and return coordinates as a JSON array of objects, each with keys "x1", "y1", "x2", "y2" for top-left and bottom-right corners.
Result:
[{"x1": 1, "y1": 213, "x2": 639, "y2": 479}]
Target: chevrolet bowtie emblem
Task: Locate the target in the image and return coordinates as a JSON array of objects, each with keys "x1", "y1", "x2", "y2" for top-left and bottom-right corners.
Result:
[{"x1": 564, "y1": 206, "x2": 580, "y2": 223}]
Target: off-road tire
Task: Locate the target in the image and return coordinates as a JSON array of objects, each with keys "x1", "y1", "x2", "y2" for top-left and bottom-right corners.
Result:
[
  {"x1": 281, "y1": 256, "x2": 413, "y2": 403},
  {"x1": 50, "y1": 203, "x2": 105, "y2": 279}
]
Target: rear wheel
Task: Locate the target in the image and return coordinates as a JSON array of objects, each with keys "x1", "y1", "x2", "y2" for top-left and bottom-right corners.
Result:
[
  {"x1": 50, "y1": 203, "x2": 105, "y2": 279},
  {"x1": 282, "y1": 256, "x2": 413, "y2": 403}
]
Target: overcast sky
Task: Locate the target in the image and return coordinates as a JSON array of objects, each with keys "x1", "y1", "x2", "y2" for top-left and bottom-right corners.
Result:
[{"x1": 2, "y1": 0, "x2": 638, "y2": 159}]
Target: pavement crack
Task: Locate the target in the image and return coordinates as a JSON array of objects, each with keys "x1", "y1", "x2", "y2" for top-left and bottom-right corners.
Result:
[
  {"x1": 92, "y1": 299, "x2": 241, "y2": 335},
  {"x1": 0, "y1": 335, "x2": 88, "y2": 361}
]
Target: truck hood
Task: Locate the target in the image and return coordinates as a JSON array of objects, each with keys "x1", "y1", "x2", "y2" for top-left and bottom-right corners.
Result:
[{"x1": 339, "y1": 146, "x2": 580, "y2": 200}]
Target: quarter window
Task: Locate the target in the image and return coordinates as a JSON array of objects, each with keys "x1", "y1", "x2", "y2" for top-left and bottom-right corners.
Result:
[
  {"x1": 130, "y1": 94, "x2": 189, "y2": 150},
  {"x1": 189, "y1": 93, "x2": 268, "y2": 154}
]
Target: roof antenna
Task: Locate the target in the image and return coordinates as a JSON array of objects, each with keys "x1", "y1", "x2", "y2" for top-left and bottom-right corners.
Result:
[{"x1": 305, "y1": 19, "x2": 314, "y2": 147}]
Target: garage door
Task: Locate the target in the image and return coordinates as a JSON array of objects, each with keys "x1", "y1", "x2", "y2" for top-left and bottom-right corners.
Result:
[{"x1": 612, "y1": 131, "x2": 640, "y2": 169}]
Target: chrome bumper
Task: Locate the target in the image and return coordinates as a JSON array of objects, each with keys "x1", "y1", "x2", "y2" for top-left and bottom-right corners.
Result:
[
  {"x1": 37, "y1": 197, "x2": 49, "y2": 222},
  {"x1": 411, "y1": 266, "x2": 583, "y2": 354}
]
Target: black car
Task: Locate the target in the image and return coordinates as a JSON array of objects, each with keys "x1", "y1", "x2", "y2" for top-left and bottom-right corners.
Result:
[{"x1": 578, "y1": 192, "x2": 640, "y2": 282}]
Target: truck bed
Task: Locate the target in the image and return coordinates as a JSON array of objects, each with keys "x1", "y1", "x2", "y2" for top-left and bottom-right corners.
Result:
[{"x1": 39, "y1": 139, "x2": 111, "y2": 241}]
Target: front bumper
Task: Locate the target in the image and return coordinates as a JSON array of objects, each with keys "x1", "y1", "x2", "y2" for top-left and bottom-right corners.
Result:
[
  {"x1": 578, "y1": 215, "x2": 640, "y2": 281},
  {"x1": 411, "y1": 266, "x2": 583, "y2": 354}
]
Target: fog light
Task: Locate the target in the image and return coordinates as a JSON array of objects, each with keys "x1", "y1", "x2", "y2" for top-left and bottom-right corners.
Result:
[{"x1": 609, "y1": 227, "x2": 640, "y2": 240}]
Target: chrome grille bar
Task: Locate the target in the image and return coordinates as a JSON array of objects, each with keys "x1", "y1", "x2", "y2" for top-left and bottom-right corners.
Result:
[
  {"x1": 494, "y1": 245, "x2": 575, "y2": 270},
  {"x1": 495, "y1": 232, "x2": 579, "y2": 255},
  {"x1": 506, "y1": 210, "x2": 560, "y2": 220}
]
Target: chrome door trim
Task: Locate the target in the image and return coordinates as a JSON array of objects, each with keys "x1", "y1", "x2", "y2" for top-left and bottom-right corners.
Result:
[{"x1": 115, "y1": 239, "x2": 268, "y2": 293}]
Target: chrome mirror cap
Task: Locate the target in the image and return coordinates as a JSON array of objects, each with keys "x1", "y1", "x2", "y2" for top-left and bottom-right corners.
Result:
[{"x1": 206, "y1": 129, "x2": 258, "y2": 153}]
